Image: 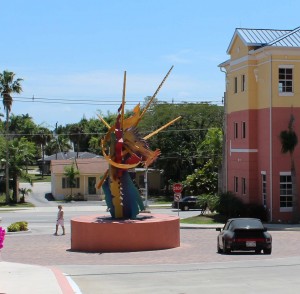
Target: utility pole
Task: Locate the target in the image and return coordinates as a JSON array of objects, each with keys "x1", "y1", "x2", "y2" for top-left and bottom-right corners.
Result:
[{"x1": 5, "y1": 107, "x2": 10, "y2": 203}]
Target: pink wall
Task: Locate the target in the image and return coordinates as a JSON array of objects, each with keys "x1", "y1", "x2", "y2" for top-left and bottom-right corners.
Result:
[{"x1": 227, "y1": 107, "x2": 300, "y2": 221}]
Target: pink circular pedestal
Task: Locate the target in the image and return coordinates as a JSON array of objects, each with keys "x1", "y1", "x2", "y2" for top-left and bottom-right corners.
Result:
[{"x1": 71, "y1": 213, "x2": 180, "y2": 252}]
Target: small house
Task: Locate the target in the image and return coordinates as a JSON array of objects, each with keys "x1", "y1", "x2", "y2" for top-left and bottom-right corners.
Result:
[{"x1": 51, "y1": 157, "x2": 109, "y2": 200}]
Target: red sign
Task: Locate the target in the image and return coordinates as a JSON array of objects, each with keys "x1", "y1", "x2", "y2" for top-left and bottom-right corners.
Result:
[{"x1": 173, "y1": 183, "x2": 183, "y2": 193}]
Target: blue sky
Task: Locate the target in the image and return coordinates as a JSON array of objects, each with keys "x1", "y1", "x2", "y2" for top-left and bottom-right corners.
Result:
[{"x1": 0, "y1": 0, "x2": 299, "y2": 129}]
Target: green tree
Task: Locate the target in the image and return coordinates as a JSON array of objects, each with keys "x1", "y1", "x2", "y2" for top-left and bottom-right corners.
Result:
[
  {"x1": 19, "y1": 187, "x2": 33, "y2": 203},
  {"x1": 183, "y1": 128, "x2": 223, "y2": 195},
  {"x1": 33, "y1": 126, "x2": 52, "y2": 178},
  {"x1": 45, "y1": 136, "x2": 71, "y2": 157},
  {"x1": 64, "y1": 163, "x2": 80, "y2": 198},
  {"x1": 0, "y1": 137, "x2": 34, "y2": 202},
  {"x1": 138, "y1": 101, "x2": 223, "y2": 193},
  {"x1": 9, "y1": 114, "x2": 37, "y2": 139},
  {"x1": 280, "y1": 114, "x2": 299, "y2": 222},
  {"x1": 68, "y1": 123, "x2": 85, "y2": 157},
  {"x1": 88, "y1": 136, "x2": 102, "y2": 154},
  {"x1": 0, "y1": 70, "x2": 23, "y2": 203}
]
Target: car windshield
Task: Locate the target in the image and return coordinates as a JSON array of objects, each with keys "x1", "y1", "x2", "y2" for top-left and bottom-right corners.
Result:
[{"x1": 230, "y1": 219, "x2": 264, "y2": 230}]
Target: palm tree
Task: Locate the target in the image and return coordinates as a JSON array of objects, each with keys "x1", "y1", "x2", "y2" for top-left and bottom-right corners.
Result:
[
  {"x1": 33, "y1": 127, "x2": 52, "y2": 178},
  {"x1": 0, "y1": 71, "x2": 23, "y2": 204},
  {"x1": 280, "y1": 114, "x2": 299, "y2": 222},
  {"x1": 9, "y1": 138, "x2": 34, "y2": 202},
  {"x1": 68, "y1": 124, "x2": 84, "y2": 158},
  {"x1": 64, "y1": 162, "x2": 80, "y2": 199},
  {"x1": 45, "y1": 136, "x2": 71, "y2": 158},
  {"x1": 19, "y1": 187, "x2": 33, "y2": 203}
]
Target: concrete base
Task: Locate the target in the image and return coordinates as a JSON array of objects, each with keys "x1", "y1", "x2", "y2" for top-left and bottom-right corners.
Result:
[{"x1": 71, "y1": 213, "x2": 180, "y2": 252}]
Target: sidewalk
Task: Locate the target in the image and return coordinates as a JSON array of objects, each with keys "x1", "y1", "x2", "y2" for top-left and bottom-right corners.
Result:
[{"x1": 0, "y1": 261, "x2": 75, "y2": 294}]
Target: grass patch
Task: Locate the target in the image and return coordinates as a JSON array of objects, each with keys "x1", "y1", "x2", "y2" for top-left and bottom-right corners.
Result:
[
  {"x1": 20, "y1": 174, "x2": 51, "y2": 183},
  {"x1": 0, "y1": 194, "x2": 35, "y2": 208},
  {"x1": 180, "y1": 213, "x2": 227, "y2": 225},
  {"x1": 149, "y1": 196, "x2": 173, "y2": 205},
  {"x1": 32, "y1": 175, "x2": 51, "y2": 183}
]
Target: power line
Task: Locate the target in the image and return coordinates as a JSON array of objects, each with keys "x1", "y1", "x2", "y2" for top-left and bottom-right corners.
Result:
[{"x1": 12, "y1": 95, "x2": 223, "y2": 106}]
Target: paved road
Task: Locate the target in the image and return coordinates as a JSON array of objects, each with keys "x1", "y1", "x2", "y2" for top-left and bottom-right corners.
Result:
[
  {"x1": 2, "y1": 182, "x2": 300, "y2": 293},
  {"x1": 2, "y1": 225, "x2": 300, "y2": 293}
]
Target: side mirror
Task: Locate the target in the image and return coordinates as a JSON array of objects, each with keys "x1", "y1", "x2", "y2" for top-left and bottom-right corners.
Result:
[
  {"x1": 216, "y1": 228, "x2": 221, "y2": 232},
  {"x1": 263, "y1": 227, "x2": 268, "y2": 232}
]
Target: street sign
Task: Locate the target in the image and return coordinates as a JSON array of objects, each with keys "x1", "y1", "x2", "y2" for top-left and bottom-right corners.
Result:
[
  {"x1": 173, "y1": 183, "x2": 183, "y2": 193},
  {"x1": 174, "y1": 193, "x2": 181, "y2": 202}
]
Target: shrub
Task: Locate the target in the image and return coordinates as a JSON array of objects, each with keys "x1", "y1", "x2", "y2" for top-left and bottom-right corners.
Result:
[
  {"x1": 7, "y1": 221, "x2": 28, "y2": 232},
  {"x1": 207, "y1": 194, "x2": 220, "y2": 212},
  {"x1": 16, "y1": 221, "x2": 28, "y2": 231},
  {"x1": 217, "y1": 192, "x2": 268, "y2": 221},
  {"x1": 197, "y1": 194, "x2": 209, "y2": 210},
  {"x1": 243, "y1": 203, "x2": 268, "y2": 222},
  {"x1": 217, "y1": 191, "x2": 244, "y2": 218},
  {"x1": 7, "y1": 223, "x2": 20, "y2": 232},
  {"x1": 64, "y1": 195, "x2": 73, "y2": 202}
]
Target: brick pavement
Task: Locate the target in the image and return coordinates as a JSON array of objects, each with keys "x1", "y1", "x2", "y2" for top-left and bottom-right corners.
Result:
[{"x1": 1, "y1": 229, "x2": 299, "y2": 266}]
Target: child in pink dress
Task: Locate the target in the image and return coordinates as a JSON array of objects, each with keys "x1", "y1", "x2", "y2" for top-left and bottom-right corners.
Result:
[{"x1": 54, "y1": 205, "x2": 65, "y2": 235}]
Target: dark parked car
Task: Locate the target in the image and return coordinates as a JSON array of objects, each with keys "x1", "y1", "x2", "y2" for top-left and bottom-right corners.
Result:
[
  {"x1": 172, "y1": 196, "x2": 205, "y2": 211},
  {"x1": 216, "y1": 218, "x2": 272, "y2": 254}
]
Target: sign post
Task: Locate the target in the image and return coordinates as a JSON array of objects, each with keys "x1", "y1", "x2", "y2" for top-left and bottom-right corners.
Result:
[{"x1": 173, "y1": 183, "x2": 183, "y2": 216}]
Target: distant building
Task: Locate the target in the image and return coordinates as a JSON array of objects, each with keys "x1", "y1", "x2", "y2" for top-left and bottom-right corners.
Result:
[
  {"x1": 50, "y1": 157, "x2": 108, "y2": 201},
  {"x1": 219, "y1": 26, "x2": 300, "y2": 222},
  {"x1": 38, "y1": 151, "x2": 100, "y2": 174}
]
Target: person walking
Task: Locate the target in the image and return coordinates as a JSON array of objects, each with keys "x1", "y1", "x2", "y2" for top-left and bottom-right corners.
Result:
[{"x1": 54, "y1": 205, "x2": 65, "y2": 235}]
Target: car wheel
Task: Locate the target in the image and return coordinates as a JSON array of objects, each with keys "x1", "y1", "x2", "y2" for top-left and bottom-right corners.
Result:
[
  {"x1": 263, "y1": 248, "x2": 272, "y2": 255},
  {"x1": 183, "y1": 205, "x2": 189, "y2": 211},
  {"x1": 223, "y1": 240, "x2": 231, "y2": 254}
]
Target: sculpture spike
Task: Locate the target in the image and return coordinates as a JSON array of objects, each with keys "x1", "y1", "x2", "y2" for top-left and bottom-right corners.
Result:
[
  {"x1": 143, "y1": 116, "x2": 182, "y2": 140},
  {"x1": 121, "y1": 71, "x2": 126, "y2": 130},
  {"x1": 137, "y1": 65, "x2": 174, "y2": 125}
]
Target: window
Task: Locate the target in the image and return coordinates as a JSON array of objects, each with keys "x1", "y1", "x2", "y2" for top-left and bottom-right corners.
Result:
[
  {"x1": 62, "y1": 177, "x2": 80, "y2": 189},
  {"x1": 280, "y1": 174, "x2": 293, "y2": 209},
  {"x1": 279, "y1": 68, "x2": 293, "y2": 93},
  {"x1": 242, "y1": 121, "x2": 246, "y2": 139},
  {"x1": 234, "y1": 176, "x2": 238, "y2": 193},
  {"x1": 234, "y1": 122, "x2": 238, "y2": 139},
  {"x1": 241, "y1": 74, "x2": 245, "y2": 92},
  {"x1": 88, "y1": 177, "x2": 96, "y2": 194},
  {"x1": 234, "y1": 77, "x2": 238, "y2": 93},
  {"x1": 262, "y1": 173, "x2": 267, "y2": 207},
  {"x1": 242, "y1": 178, "x2": 246, "y2": 195}
]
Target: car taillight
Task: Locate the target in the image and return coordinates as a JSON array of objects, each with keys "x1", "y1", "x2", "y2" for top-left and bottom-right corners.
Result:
[{"x1": 265, "y1": 238, "x2": 271, "y2": 243}]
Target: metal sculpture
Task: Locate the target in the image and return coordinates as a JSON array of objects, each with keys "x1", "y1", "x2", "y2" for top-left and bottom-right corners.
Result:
[{"x1": 97, "y1": 66, "x2": 181, "y2": 219}]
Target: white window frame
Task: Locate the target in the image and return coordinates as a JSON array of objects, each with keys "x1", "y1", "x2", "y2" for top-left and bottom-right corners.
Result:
[
  {"x1": 279, "y1": 172, "x2": 293, "y2": 212},
  {"x1": 278, "y1": 65, "x2": 293, "y2": 94}
]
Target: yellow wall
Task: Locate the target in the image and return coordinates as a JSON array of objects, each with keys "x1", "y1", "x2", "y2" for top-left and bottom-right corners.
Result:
[
  {"x1": 229, "y1": 36, "x2": 249, "y2": 60},
  {"x1": 225, "y1": 35, "x2": 300, "y2": 113}
]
